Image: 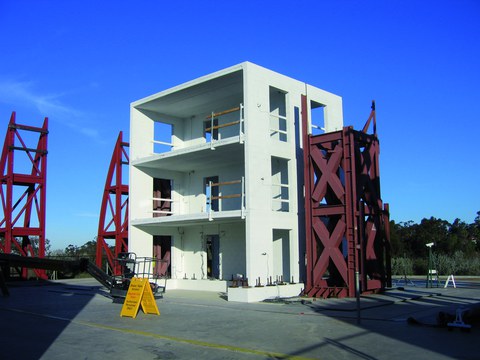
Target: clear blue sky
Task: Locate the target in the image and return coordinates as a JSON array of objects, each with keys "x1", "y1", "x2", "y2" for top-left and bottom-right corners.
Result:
[{"x1": 1, "y1": 1, "x2": 479, "y2": 250}]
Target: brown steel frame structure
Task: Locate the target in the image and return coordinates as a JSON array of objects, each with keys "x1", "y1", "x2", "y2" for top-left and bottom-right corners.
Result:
[
  {"x1": 96, "y1": 132, "x2": 129, "y2": 275},
  {"x1": 0, "y1": 112, "x2": 48, "y2": 279},
  {"x1": 303, "y1": 97, "x2": 390, "y2": 298}
]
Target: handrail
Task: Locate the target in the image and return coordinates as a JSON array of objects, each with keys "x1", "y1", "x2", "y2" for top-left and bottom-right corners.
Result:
[
  {"x1": 205, "y1": 120, "x2": 241, "y2": 132},
  {"x1": 205, "y1": 106, "x2": 241, "y2": 119},
  {"x1": 210, "y1": 180, "x2": 242, "y2": 200},
  {"x1": 210, "y1": 180, "x2": 242, "y2": 186},
  {"x1": 151, "y1": 139, "x2": 174, "y2": 146},
  {"x1": 269, "y1": 113, "x2": 287, "y2": 120},
  {"x1": 151, "y1": 210, "x2": 174, "y2": 215},
  {"x1": 212, "y1": 194, "x2": 241, "y2": 200},
  {"x1": 271, "y1": 182, "x2": 289, "y2": 188},
  {"x1": 152, "y1": 197, "x2": 173, "y2": 202}
]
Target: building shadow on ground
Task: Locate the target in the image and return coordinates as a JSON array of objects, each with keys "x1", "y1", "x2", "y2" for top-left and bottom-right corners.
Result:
[{"x1": 0, "y1": 280, "x2": 104, "y2": 360}]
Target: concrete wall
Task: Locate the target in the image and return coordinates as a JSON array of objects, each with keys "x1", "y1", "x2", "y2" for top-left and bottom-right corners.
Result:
[
  {"x1": 243, "y1": 63, "x2": 306, "y2": 285},
  {"x1": 170, "y1": 223, "x2": 245, "y2": 281}
]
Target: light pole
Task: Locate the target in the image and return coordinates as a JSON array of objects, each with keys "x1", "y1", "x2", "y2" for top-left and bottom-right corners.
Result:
[{"x1": 426, "y1": 242, "x2": 434, "y2": 288}]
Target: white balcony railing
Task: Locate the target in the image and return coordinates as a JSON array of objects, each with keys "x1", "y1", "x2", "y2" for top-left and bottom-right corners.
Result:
[
  {"x1": 144, "y1": 178, "x2": 246, "y2": 220},
  {"x1": 205, "y1": 104, "x2": 244, "y2": 149},
  {"x1": 151, "y1": 197, "x2": 174, "y2": 216},
  {"x1": 207, "y1": 177, "x2": 245, "y2": 220}
]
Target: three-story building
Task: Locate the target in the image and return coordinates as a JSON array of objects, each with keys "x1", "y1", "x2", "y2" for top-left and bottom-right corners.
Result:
[{"x1": 129, "y1": 62, "x2": 343, "y2": 302}]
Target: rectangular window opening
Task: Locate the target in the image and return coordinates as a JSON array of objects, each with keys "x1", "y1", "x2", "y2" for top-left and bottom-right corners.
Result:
[
  {"x1": 269, "y1": 87, "x2": 288, "y2": 142},
  {"x1": 311, "y1": 101, "x2": 326, "y2": 136},
  {"x1": 271, "y1": 157, "x2": 289, "y2": 212},
  {"x1": 153, "y1": 121, "x2": 174, "y2": 153}
]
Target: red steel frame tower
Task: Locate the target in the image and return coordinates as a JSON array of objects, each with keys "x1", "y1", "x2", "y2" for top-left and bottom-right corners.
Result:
[
  {"x1": 303, "y1": 98, "x2": 390, "y2": 298},
  {"x1": 96, "y1": 132, "x2": 129, "y2": 275},
  {"x1": 0, "y1": 112, "x2": 48, "y2": 279}
]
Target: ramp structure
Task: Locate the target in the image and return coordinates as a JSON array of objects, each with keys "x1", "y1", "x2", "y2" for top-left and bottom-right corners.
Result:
[
  {"x1": 303, "y1": 99, "x2": 391, "y2": 298},
  {"x1": 96, "y1": 132, "x2": 129, "y2": 275},
  {"x1": 0, "y1": 112, "x2": 48, "y2": 279}
]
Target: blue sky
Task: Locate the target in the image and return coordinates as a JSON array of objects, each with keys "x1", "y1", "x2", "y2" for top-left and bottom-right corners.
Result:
[{"x1": 1, "y1": 1, "x2": 479, "y2": 250}]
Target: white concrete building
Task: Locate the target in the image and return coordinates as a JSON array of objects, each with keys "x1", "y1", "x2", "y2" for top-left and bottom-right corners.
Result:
[{"x1": 129, "y1": 62, "x2": 343, "y2": 302}]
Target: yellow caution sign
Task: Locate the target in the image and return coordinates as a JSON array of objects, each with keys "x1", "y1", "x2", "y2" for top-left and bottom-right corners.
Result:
[{"x1": 120, "y1": 277, "x2": 160, "y2": 318}]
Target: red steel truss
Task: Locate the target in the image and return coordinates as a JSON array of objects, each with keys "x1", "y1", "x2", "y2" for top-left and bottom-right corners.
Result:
[
  {"x1": 0, "y1": 112, "x2": 48, "y2": 279},
  {"x1": 303, "y1": 98, "x2": 390, "y2": 298},
  {"x1": 96, "y1": 132, "x2": 129, "y2": 275}
]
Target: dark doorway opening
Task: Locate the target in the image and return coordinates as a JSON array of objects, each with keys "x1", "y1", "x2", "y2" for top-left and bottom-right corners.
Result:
[
  {"x1": 153, "y1": 178, "x2": 172, "y2": 217},
  {"x1": 153, "y1": 235, "x2": 171, "y2": 277},
  {"x1": 206, "y1": 235, "x2": 220, "y2": 279}
]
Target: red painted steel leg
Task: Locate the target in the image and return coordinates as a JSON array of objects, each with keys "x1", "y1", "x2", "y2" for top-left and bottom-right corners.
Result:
[
  {"x1": 0, "y1": 112, "x2": 48, "y2": 279},
  {"x1": 96, "y1": 132, "x2": 129, "y2": 275}
]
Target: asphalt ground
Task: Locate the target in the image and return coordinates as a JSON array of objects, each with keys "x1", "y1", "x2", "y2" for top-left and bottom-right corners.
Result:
[{"x1": 1, "y1": 278, "x2": 479, "y2": 360}]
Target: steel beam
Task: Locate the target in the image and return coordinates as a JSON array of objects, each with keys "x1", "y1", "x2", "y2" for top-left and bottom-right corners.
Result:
[
  {"x1": 96, "y1": 132, "x2": 129, "y2": 275},
  {"x1": 0, "y1": 112, "x2": 48, "y2": 279}
]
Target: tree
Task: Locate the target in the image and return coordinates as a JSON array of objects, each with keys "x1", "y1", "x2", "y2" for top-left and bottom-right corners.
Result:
[
  {"x1": 389, "y1": 220, "x2": 405, "y2": 257},
  {"x1": 64, "y1": 240, "x2": 97, "y2": 260},
  {"x1": 412, "y1": 217, "x2": 450, "y2": 257},
  {"x1": 391, "y1": 220, "x2": 416, "y2": 257},
  {"x1": 390, "y1": 211, "x2": 480, "y2": 275},
  {"x1": 65, "y1": 244, "x2": 79, "y2": 257},
  {"x1": 449, "y1": 218, "x2": 475, "y2": 256},
  {"x1": 468, "y1": 211, "x2": 480, "y2": 252}
]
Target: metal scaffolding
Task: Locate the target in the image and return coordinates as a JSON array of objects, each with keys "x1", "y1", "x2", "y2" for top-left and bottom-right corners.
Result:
[
  {"x1": 96, "y1": 132, "x2": 129, "y2": 275},
  {"x1": 0, "y1": 112, "x2": 48, "y2": 279},
  {"x1": 302, "y1": 98, "x2": 390, "y2": 298}
]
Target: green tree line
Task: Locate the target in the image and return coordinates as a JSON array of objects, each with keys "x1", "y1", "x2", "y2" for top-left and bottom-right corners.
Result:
[
  {"x1": 390, "y1": 211, "x2": 480, "y2": 276},
  {"x1": 50, "y1": 212, "x2": 480, "y2": 277}
]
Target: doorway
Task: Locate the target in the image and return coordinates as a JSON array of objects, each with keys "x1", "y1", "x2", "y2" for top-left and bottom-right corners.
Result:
[
  {"x1": 153, "y1": 178, "x2": 172, "y2": 217},
  {"x1": 206, "y1": 235, "x2": 220, "y2": 279},
  {"x1": 153, "y1": 236, "x2": 171, "y2": 277},
  {"x1": 273, "y1": 229, "x2": 290, "y2": 282}
]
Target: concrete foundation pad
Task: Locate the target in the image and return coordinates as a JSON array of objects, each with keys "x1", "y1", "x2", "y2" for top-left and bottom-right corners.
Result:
[
  {"x1": 166, "y1": 278, "x2": 227, "y2": 292},
  {"x1": 227, "y1": 283, "x2": 304, "y2": 302}
]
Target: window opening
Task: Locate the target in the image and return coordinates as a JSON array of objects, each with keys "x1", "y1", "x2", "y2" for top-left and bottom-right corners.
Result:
[
  {"x1": 153, "y1": 122, "x2": 174, "y2": 153},
  {"x1": 269, "y1": 87, "x2": 288, "y2": 142},
  {"x1": 271, "y1": 157, "x2": 289, "y2": 212},
  {"x1": 311, "y1": 101, "x2": 326, "y2": 136}
]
